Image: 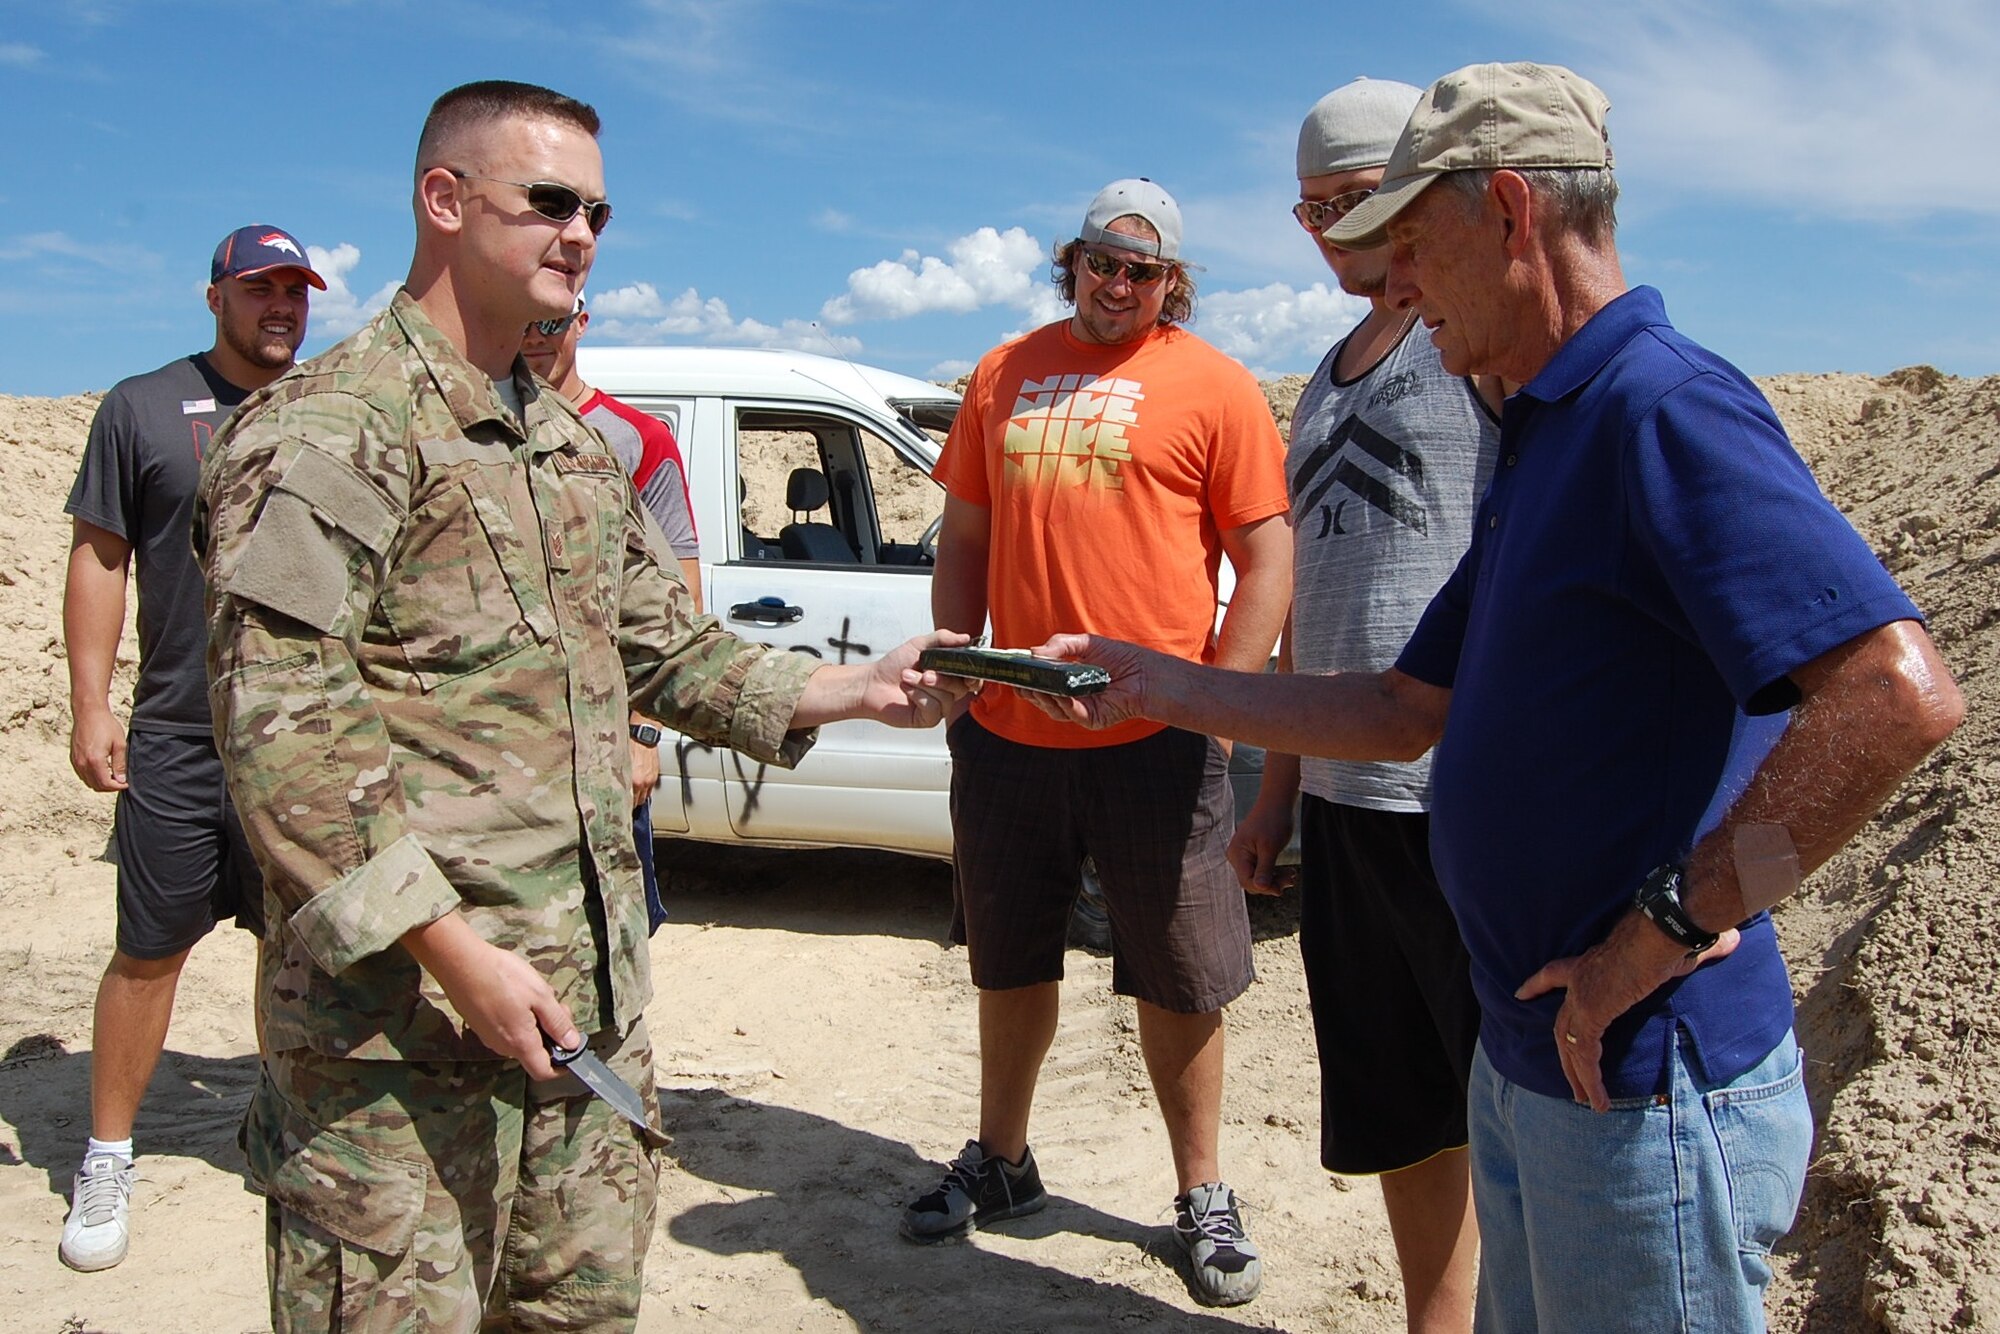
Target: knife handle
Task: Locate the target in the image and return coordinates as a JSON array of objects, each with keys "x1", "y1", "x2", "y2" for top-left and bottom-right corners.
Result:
[{"x1": 543, "y1": 1034, "x2": 586, "y2": 1065}]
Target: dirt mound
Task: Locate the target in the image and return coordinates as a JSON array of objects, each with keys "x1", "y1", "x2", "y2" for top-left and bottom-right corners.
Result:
[
  {"x1": 0, "y1": 394, "x2": 121, "y2": 856},
  {"x1": 1756, "y1": 370, "x2": 2000, "y2": 1331}
]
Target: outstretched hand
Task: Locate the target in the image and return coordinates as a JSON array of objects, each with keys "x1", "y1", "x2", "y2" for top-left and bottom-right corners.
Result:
[
  {"x1": 1515, "y1": 911, "x2": 1741, "y2": 1112},
  {"x1": 871, "y1": 629, "x2": 978, "y2": 729},
  {"x1": 1018, "y1": 634, "x2": 1158, "y2": 729}
]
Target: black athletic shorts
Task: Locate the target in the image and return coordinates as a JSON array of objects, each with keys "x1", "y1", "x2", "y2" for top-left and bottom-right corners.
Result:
[
  {"x1": 1299, "y1": 795, "x2": 1479, "y2": 1175},
  {"x1": 946, "y1": 714, "x2": 1253, "y2": 1013},
  {"x1": 112, "y1": 729, "x2": 265, "y2": 959}
]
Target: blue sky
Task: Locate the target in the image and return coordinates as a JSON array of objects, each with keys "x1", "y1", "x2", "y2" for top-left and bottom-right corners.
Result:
[{"x1": 4, "y1": 0, "x2": 1996, "y2": 395}]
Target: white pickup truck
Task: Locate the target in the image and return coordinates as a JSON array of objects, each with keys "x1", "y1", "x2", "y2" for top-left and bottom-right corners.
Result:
[{"x1": 577, "y1": 345, "x2": 1281, "y2": 863}]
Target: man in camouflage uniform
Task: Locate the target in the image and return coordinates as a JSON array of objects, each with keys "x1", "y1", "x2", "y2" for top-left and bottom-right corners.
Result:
[{"x1": 194, "y1": 80, "x2": 963, "y2": 1333}]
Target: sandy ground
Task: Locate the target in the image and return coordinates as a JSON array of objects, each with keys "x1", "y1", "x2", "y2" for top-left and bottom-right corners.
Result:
[{"x1": 0, "y1": 366, "x2": 1994, "y2": 1332}]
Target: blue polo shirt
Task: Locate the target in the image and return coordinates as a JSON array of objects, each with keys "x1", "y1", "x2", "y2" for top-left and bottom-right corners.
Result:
[{"x1": 1398, "y1": 286, "x2": 1920, "y2": 1101}]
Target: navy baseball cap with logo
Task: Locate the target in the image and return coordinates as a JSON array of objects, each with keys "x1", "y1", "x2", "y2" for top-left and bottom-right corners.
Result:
[{"x1": 210, "y1": 225, "x2": 327, "y2": 289}]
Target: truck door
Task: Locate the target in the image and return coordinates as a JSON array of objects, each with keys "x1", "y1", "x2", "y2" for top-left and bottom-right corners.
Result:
[{"x1": 705, "y1": 401, "x2": 952, "y2": 855}]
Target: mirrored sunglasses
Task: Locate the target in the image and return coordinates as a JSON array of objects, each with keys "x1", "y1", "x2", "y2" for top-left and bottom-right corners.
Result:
[
  {"x1": 451, "y1": 170, "x2": 613, "y2": 235},
  {"x1": 1292, "y1": 189, "x2": 1373, "y2": 233},
  {"x1": 530, "y1": 309, "x2": 582, "y2": 338},
  {"x1": 1079, "y1": 247, "x2": 1173, "y2": 287}
]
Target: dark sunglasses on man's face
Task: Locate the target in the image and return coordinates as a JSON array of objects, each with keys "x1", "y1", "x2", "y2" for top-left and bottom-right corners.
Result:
[
  {"x1": 1292, "y1": 189, "x2": 1373, "y2": 233},
  {"x1": 450, "y1": 170, "x2": 613, "y2": 235},
  {"x1": 530, "y1": 311, "x2": 580, "y2": 338},
  {"x1": 1079, "y1": 247, "x2": 1173, "y2": 287}
]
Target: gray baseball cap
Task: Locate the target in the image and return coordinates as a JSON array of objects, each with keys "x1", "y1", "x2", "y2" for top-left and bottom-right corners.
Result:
[
  {"x1": 1296, "y1": 78, "x2": 1424, "y2": 179},
  {"x1": 1327, "y1": 62, "x2": 1613, "y2": 250},
  {"x1": 1079, "y1": 178, "x2": 1183, "y2": 260}
]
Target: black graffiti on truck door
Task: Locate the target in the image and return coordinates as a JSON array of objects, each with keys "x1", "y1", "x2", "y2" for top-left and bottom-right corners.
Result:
[
  {"x1": 673, "y1": 616, "x2": 877, "y2": 823},
  {"x1": 787, "y1": 616, "x2": 872, "y2": 665},
  {"x1": 671, "y1": 735, "x2": 772, "y2": 825},
  {"x1": 728, "y1": 751, "x2": 768, "y2": 821}
]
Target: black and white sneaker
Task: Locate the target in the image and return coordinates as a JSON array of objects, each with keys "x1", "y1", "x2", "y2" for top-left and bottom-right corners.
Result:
[
  {"x1": 1173, "y1": 1181, "x2": 1263, "y2": 1305},
  {"x1": 900, "y1": 1139, "x2": 1047, "y2": 1244}
]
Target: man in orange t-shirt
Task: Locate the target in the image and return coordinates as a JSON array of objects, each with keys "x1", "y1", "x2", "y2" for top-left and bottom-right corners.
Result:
[{"x1": 902, "y1": 178, "x2": 1292, "y2": 1308}]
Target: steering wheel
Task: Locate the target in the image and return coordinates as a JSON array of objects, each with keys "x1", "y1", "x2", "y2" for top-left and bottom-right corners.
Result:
[{"x1": 916, "y1": 513, "x2": 944, "y2": 565}]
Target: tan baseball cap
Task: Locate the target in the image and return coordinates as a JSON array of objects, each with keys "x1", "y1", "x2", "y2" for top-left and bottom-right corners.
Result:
[{"x1": 1325, "y1": 62, "x2": 1613, "y2": 250}]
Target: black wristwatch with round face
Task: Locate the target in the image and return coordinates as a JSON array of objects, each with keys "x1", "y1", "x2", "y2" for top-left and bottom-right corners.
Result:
[
  {"x1": 628, "y1": 722, "x2": 663, "y2": 748},
  {"x1": 1633, "y1": 863, "x2": 1720, "y2": 955}
]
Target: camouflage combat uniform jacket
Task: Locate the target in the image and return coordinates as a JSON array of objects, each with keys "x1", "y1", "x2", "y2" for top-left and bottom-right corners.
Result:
[{"x1": 195, "y1": 290, "x2": 819, "y2": 1063}]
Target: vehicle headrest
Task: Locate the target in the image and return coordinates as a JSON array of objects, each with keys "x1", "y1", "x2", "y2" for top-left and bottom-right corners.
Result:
[{"x1": 786, "y1": 466, "x2": 831, "y2": 512}]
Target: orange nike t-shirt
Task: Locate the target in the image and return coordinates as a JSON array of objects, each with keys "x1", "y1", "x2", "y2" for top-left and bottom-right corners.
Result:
[{"x1": 933, "y1": 320, "x2": 1289, "y2": 748}]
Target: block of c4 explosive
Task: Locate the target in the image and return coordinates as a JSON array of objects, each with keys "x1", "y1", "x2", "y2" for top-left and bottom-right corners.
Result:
[{"x1": 916, "y1": 646, "x2": 1111, "y2": 696}]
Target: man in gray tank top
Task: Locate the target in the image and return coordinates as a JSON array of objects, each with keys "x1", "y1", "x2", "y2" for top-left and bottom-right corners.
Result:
[
  {"x1": 1228, "y1": 80, "x2": 1500, "y2": 1334},
  {"x1": 60, "y1": 225, "x2": 322, "y2": 1272}
]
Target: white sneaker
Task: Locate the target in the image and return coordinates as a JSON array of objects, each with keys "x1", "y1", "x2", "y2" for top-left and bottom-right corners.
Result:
[{"x1": 60, "y1": 1151, "x2": 134, "y2": 1272}]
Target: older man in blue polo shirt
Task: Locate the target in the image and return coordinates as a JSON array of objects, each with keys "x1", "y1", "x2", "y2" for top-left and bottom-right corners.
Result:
[{"x1": 1022, "y1": 62, "x2": 1963, "y2": 1332}]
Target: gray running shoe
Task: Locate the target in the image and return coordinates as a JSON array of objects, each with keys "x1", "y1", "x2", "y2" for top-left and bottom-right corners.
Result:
[
  {"x1": 60, "y1": 1151, "x2": 135, "y2": 1272},
  {"x1": 1173, "y1": 1181, "x2": 1263, "y2": 1306},
  {"x1": 1068, "y1": 862, "x2": 1113, "y2": 954},
  {"x1": 900, "y1": 1139, "x2": 1047, "y2": 1243}
]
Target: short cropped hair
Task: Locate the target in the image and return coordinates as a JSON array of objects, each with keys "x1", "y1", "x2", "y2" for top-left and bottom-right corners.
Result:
[
  {"x1": 1440, "y1": 167, "x2": 1619, "y2": 243},
  {"x1": 1051, "y1": 237, "x2": 1199, "y2": 328},
  {"x1": 416, "y1": 80, "x2": 601, "y2": 175}
]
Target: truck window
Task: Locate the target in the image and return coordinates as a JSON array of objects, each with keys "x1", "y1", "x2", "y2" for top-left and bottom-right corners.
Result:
[
  {"x1": 860, "y1": 427, "x2": 943, "y2": 550},
  {"x1": 734, "y1": 407, "x2": 943, "y2": 567}
]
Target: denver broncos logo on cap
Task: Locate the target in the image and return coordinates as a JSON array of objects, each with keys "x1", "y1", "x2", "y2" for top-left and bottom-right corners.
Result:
[{"x1": 258, "y1": 233, "x2": 305, "y2": 258}]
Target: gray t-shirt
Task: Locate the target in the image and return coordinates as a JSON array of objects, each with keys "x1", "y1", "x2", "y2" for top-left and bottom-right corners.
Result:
[
  {"x1": 66, "y1": 354, "x2": 251, "y2": 735},
  {"x1": 1287, "y1": 321, "x2": 1500, "y2": 811}
]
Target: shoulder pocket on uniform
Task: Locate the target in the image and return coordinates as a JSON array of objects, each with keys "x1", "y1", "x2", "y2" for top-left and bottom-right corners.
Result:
[{"x1": 219, "y1": 448, "x2": 400, "y2": 636}]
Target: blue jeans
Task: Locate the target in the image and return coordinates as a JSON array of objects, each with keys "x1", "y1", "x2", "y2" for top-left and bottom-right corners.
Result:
[
  {"x1": 634, "y1": 801, "x2": 667, "y2": 936},
  {"x1": 1468, "y1": 1029, "x2": 1812, "y2": 1333}
]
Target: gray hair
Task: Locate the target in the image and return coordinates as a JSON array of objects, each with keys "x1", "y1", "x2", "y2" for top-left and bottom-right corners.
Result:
[{"x1": 1439, "y1": 167, "x2": 1619, "y2": 241}]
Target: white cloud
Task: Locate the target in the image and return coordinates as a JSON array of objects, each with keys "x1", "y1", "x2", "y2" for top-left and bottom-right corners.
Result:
[
  {"x1": 1020, "y1": 283, "x2": 1067, "y2": 328},
  {"x1": 0, "y1": 230, "x2": 158, "y2": 271},
  {"x1": 1194, "y1": 282, "x2": 1369, "y2": 374},
  {"x1": 1496, "y1": 0, "x2": 2000, "y2": 218},
  {"x1": 589, "y1": 283, "x2": 676, "y2": 319},
  {"x1": 0, "y1": 43, "x2": 42, "y2": 67},
  {"x1": 991, "y1": 279, "x2": 1073, "y2": 343},
  {"x1": 820, "y1": 226, "x2": 1047, "y2": 324},
  {"x1": 305, "y1": 243, "x2": 397, "y2": 339},
  {"x1": 589, "y1": 281, "x2": 860, "y2": 354},
  {"x1": 927, "y1": 358, "x2": 975, "y2": 381}
]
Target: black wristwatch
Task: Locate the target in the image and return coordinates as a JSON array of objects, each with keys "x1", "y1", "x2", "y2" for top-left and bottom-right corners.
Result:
[
  {"x1": 1633, "y1": 863, "x2": 1720, "y2": 955},
  {"x1": 628, "y1": 722, "x2": 663, "y2": 747}
]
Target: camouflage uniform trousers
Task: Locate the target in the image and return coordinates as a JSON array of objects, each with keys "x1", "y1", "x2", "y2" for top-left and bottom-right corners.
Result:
[{"x1": 242, "y1": 1020, "x2": 666, "y2": 1333}]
